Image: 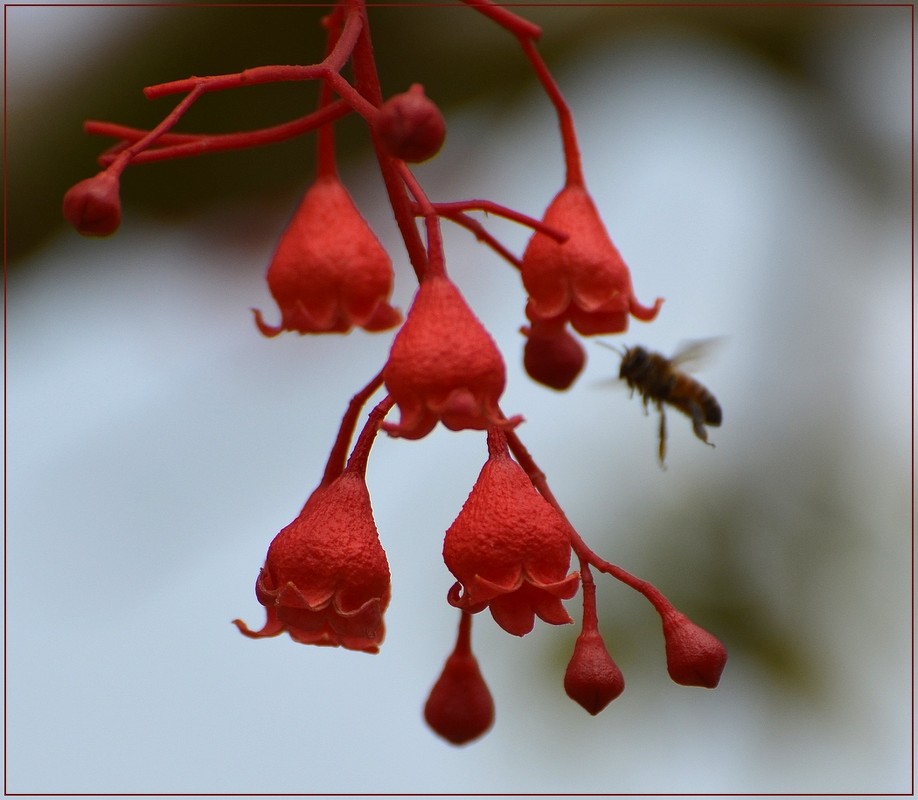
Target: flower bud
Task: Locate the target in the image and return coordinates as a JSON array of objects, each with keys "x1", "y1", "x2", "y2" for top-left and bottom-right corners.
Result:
[
  {"x1": 376, "y1": 84, "x2": 446, "y2": 163},
  {"x1": 253, "y1": 175, "x2": 400, "y2": 335},
  {"x1": 661, "y1": 609, "x2": 727, "y2": 688},
  {"x1": 424, "y1": 616, "x2": 494, "y2": 745},
  {"x1": 521, "y1": 305, "x2": 585, "y2": 390},
  {"x1": 62, "y1": 171, "x2": 121, "y2": 237},
  {"x1": 564, "y1": 628, "x2": 625, "y2": 715}
]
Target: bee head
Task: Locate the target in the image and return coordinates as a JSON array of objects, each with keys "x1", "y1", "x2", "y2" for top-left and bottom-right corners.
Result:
[{"x1": 618, "y1": 345, "x2": 649, "y2": 379}]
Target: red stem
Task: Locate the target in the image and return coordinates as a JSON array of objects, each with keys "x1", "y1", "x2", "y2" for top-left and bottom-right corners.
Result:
[
  {"x1": 578, "y1": 560, "x2": 599, "y2": 632},
  {"x1": 349, "y1": 0, "x2": 428, "y2": 280},
  {"x1": 345, "y1": 394, "x2": 395, "y2": 477},
  {"x1": 89, "y1": 101, "x2": 351, "y2": 165},
  {"x1": 439, "y1": 211, "x2": 522, "y2": 270},
  {"x1": 460, "y1": 0, "x2": 542, "y2": 40},
  {"x1": 519, "y1": 37, "x2": 584, "y2": 188},
  {"x1": 452, "y1": 609, "x2": 474, "y2": 658},
  {"x1": 321, "y1": 370, "x2": 386, "y2": 486},
  {"x1": 144, "y1": 3, "x2": 363, "y2": 100},
  {"x1": 460, "y1": 0, "x2": 582, "y2": 187},
  {"x1": 430, "y1": 199, "x2": 568, "y2": 242},
  {"x1": 502, "y1": 423, "x2": 674, "y2": 618}
]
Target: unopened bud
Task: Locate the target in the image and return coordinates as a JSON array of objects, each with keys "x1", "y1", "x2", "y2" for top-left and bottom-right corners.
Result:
[
  {"x1": 62, "y1": 171, "x2": 121, "y2": 237},
  {"x1": 564, "y1": 629, "x2": 624, "y2": 715},
  {"x1": 661, "y1": 610, "x2": 727, "y2": 688},
  {"x1": 377, "y1": 84, "x2": 446, "y2": 163},
  {"x1": 424, "y1": 646, "x2": 494, "y2": 745},
  {"x1": 521, "y1": 312, "x2": 585, "y2": 391}
]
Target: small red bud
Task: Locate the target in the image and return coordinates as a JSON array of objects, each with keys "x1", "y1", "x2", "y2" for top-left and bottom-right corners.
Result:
[
  {"x1": 377, "y1": 84, "x2": 446, "y2": 163},
  {"x1": 424, "y1": 614, "x2": 494, "y2": 745},
  {"x1": 521, "y1": 307, "x2": 585, "y2": 390},
  {"x1": 661, "y1": 610, "x2": 728, "y2": 688},
  {"x1": 564, "y1": 629, "x2": 624, "y2": 715},
  {"x1": 62, "y1": 171, "x2": 121, "y2": 237}
]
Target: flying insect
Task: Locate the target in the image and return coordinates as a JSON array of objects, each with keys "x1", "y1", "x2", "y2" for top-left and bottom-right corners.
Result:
[{"x1": 603, "y1": 341, "x2": 723, "y2": 466}]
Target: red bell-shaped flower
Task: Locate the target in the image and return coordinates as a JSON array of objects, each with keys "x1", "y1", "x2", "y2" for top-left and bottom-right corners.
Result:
[
  {"x1": 383, "y1": 269, "x2": 513, "y2": 440},
  {"x1": 233, "y1": 470, "x2": 391, "y2": 653},
  {"x1": 253, "y1": 175, "x2": 401, "y2": 335},
  {"x1": 444, "y1": 429, "x2": 579, "y2": 636},
  {"x1": 520, "y1": 183, "x2": 662, "y2": 335}
]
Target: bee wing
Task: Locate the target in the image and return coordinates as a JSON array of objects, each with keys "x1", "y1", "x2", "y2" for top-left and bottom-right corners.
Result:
[{"x1": 670, "y1": 337, "x2": 724, "y2": 371}]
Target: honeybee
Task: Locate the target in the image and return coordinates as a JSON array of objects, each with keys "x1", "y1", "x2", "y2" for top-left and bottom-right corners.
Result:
[{"x1": 603, "y1": 341, "x2": 722, "y2": 466}]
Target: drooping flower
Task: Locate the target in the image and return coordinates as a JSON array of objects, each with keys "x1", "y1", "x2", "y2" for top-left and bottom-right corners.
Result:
[
  {"x1": 233, "y1": 470, "x2": 391, "y2": 653},
  {"x1": 62, "y1": 170, "x2": 122, "y2": 237},
  {"x1": 376, "y1": 84, "x2": 446, "y2": 163},
  {"x1": 520, "y1": 302, "x2": 585, "y2": 390},
  {"x1": 444, "y1": 428, "x2": 579, "y2": 636},
  {"x1": 383, "y1": 269, "x2": 515, "y2": 439},
  {"x1": 253, "y1": 175, "x2": 401, "y2": 335},
  {"x1": 520, "y1": 182, "x2": 663, "y2": 335},
  {"x1": 424, "y1": 611, "x2": 494, "y2": 745}
]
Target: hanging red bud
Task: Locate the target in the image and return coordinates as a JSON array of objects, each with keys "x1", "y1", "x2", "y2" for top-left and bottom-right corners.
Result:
[
  {"x1": 376, "y1": 84, "x2": 446, "y2": 163},
  {"x1": 253, "y1": 175, "x2": 401, "y2": 335},
  {"x1": 62, "y1": 171, "x2": 122, "y2": 237},
  {"x1": 564, "y1": 628, "x2": 625, "y2": 715},
  {"x1": 521, "y1": 183, "x2": 662, "y2": 335},
  {"x1": 661, "y1": 609, "x2": 728, "y2": 688},
  {"x1": 521, "y1": 303, "x2": 585, "y2": 390},
  {"x1": 424, "y1": 613, "x2": 494, "y2": 745}
]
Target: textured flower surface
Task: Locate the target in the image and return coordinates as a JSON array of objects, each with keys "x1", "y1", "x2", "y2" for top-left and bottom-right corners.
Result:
[
  {"x1": 444, "y1": 430, "x2": 579, "y2": 635},
  {"x1": 521, "y1": 183, "x2": 662, "y2": 335},
  {"x1": 383, "y1": 271, "x2": 512, "y2": 439},
  {"x1": 253, "y1": 175, "x2": 401, "y2": 335},
  {"x1": 233, "y1": 471, "x2": 391, "y2": 653}
]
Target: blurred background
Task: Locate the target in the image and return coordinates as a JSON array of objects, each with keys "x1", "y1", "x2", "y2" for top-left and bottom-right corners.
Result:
[{"x1": 6, "y1": 3, "x2": 913, "y2": 795}]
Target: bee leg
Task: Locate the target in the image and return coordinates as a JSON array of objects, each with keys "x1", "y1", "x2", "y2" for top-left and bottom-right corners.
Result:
[
  {"x1": 688, "y1": 400, "x2": 715, "y2": 448},
  {"x1": 657, "y1": 404, "x2": 668, "y2": 467}
]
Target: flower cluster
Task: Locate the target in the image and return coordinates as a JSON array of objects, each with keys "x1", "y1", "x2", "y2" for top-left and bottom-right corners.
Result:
[{"x1": 65, "y1": 0, "x2": 726, "y2": 745}]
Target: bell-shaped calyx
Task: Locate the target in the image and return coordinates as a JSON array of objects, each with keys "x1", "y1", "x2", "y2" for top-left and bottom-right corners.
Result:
[
  {"x1": 443, "y1": 428, "x2": 579, "y2": 636},
  {"x1": 521, "y1": 182, "x2": 662, "y2": 335},
  {"x1": 233, "y1": 470, "x2": 391, "y2": 654},
  {"x1": 253, "y1": 175, "x2": 401, "y2": 335},
  {"x1": 383, "y1": 267, "x2": 516, "y2": 440}
]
